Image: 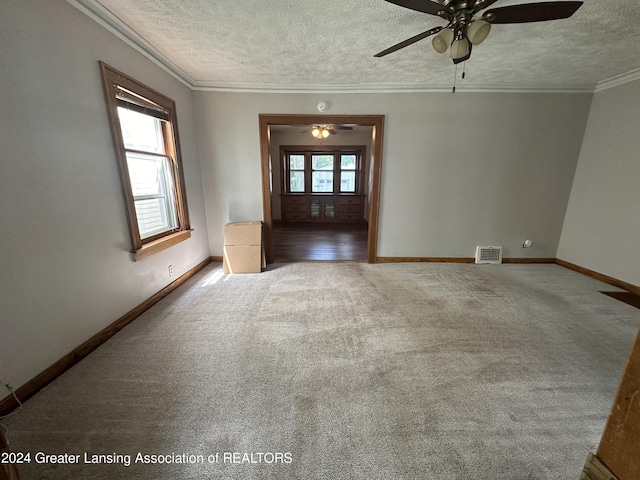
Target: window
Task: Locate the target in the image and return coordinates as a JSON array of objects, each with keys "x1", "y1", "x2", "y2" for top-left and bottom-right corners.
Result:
[
  {"x1": 340, "y1": 154, "x2": 357, "y2": 193},
  {"x1": 100, "y1": 62, "x2": 191, "y2": 260},
  {"x1": 288, "y1": 154, "x2": 305, "y2": 192},
  {"x1": 283, "y1": 147, "x2": 364, "y2": 195},
  {"x1": 311, "y1": 154, "x2": 334, "y2": 193}
]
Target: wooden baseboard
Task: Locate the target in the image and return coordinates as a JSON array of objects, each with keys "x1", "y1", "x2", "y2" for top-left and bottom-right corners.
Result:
[
  {"x1": 0, "y1": 257, "x2": 212, "y2": 417},
  {"x1": 503, "y1": 258, "x2": 556, "y2": 264},
  {"x1": 376, "y1": 257, "x2": 475, "y2": 263},
  {"x1": 555, "y1": 259, "x2": 640, "y2": 296},
  {"x1": 210, "y1": 256, "x2": 223, "y2": 263}
]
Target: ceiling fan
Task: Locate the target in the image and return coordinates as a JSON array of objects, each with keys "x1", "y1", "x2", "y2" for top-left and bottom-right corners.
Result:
[
  {"x1": 375, "y1": 0, "x2": 583, "y2": 64},
  {"x1": 300, "y1": 125, "x2": 355, "y2": 139}
]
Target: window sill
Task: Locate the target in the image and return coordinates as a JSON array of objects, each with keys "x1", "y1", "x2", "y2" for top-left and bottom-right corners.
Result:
[{"x1": 134, "y1": 230, "x2": 192, "y2": 261}]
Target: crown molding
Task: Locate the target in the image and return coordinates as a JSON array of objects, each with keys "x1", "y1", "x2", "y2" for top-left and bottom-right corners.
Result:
[
  {"x1": 67, "y1": 0, "x2": 196, "y2": 88},
  {"x1": 595, "y1": 67, "x2": 640, "y2": 92},
  {"x1": 191, "y1": 81, "x2": 595, "y2": 94}
]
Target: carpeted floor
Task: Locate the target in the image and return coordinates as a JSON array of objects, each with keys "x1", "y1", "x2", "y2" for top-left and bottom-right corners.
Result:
[{"x1": 3, "y1": 262, "x2": 639, "y2": 479}]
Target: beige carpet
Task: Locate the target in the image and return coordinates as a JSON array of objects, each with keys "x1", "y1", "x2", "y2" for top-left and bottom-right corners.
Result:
[{"x1": 4, "y1": 262, "x2": 639, "y2": 479}]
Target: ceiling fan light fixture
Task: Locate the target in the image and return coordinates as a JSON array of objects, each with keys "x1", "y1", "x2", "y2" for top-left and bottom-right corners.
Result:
[
  {"x1": 432, "y1": 27, "x2": 454, "y2": 54},
  {"x1": 311, "y1": 126, "x2": 331, "y2": 139},
  {"x1": 467, "y1": 19, "x2": 491, "y2": 45},
  {"x1": 450, "y1": 37, "x2": 470, "y2": 60}
]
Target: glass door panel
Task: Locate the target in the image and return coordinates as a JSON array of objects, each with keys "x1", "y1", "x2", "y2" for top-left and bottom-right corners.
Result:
[
  {"x1": 325, "y1": 199, "x2": 335, "y2": 218},
  {"x1": 310, "y1": 198, "x2": 321, "y2": 218}
]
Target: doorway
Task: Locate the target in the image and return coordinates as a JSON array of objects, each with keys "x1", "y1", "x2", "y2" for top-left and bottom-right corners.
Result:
[{"x1": 259, "y1": 114, "x2": 384, "y2": 264}]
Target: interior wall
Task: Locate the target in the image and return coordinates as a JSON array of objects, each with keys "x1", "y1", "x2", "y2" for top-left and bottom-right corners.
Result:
[
  {"x1": 0, "y1": 0, "x2": 210, "y2": 391},
  {"x1": 557, "y1": 79, "x2": 640, "y2": 287},
  {"x1": 269, "y1": 129, "x2": 373, "y2": 220},
  {"x1": 195, "y1": 91, "x2": 592, "y2": 259}
]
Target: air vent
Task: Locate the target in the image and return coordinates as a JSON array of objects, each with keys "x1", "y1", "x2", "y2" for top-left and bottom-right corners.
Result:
[{"x1": 475, "y1": 246, "x2": 503, "y2": 264}]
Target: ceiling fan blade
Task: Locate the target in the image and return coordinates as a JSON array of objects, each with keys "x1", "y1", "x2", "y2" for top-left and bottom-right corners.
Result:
[
  {"x1": 483, "y1": 1, "x2": 583, "y2": 24},
  {"x1": 374, "y1": 26, "x2": 443, "y2": 58},
  {"x1": 384, "y1": 0, "x2": 451, "y2": 17}
]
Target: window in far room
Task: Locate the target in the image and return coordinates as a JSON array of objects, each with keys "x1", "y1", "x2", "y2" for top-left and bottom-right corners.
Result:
[
  {"x1": 100, "y1": 61, "x2": 191, "y2": 260},
  {"x1": 340, "y1": 154, "x2": 357, "y2": 193},
  {"x1": 288, "y1": 154, "x2": 305, "y2": 192},
  {"x1": 283, "y1": 148, "x2": 364, "y2": 195},
  {"x1": 311, "y1": 154, "x2": 334, "y2": 193}
]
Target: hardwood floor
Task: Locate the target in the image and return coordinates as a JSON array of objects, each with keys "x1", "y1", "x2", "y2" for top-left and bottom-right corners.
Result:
[{"x1": 272, "y1": 222, "x2": 368, "y2": 261}]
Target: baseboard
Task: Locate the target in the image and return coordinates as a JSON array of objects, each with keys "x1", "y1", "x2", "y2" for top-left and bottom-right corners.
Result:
[
  {"x1": 376, "y1": 257, "x2": 475, "y2": 263},
  {"x1": 503, "y1": 258, "x2": 556, "y2": 264},
  {"x1": 210, "y1": 255, "x2": 223, "y2": 262},
  {"x1": 555, "y1": 259, "x2": 640, "y2": 296},
  {"x1": 0, "y1": 257, "x2": 212, "y2": 417},
  {"x1": 375, "y1": 257, "x2": 556, "y2": 264}
]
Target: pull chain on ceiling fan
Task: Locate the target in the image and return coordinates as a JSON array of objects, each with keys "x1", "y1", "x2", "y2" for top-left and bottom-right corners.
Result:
[{"x1": 374, "y1": 0, "x2": 583, "y2": 65}]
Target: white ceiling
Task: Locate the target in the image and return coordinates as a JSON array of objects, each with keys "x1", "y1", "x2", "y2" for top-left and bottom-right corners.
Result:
[{"x1": 70, "y1": 0, "x2": 640, "y2": 93}]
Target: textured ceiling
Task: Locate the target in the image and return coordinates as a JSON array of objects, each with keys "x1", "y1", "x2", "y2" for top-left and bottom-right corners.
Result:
[{"x1": 71, "y1": 0, "x2": 640, "y2": 92}]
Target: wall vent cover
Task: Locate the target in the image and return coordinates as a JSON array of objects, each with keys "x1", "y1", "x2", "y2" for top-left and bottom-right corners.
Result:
[{"x1": 475, "y1": 246, "x2": 503, "y2": 264}]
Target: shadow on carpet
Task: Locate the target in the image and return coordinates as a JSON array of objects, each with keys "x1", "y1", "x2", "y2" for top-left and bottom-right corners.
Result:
[{"x1": 601, "y1": 291, "x2": 640, "y2": 310}]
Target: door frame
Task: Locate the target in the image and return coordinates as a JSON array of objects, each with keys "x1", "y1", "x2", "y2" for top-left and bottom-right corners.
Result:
[{"x1": 259, "y1": 114, "x2": 385, "y2": 264}]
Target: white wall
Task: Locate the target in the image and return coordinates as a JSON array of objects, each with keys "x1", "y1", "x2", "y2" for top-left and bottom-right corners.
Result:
[
  {"x1": 195, "y1": 91, "x2": 592, "y2": 259},
  {"x1": 557, "y1": 79, "x2": 640, "y2": 287},
  {"x1": 0, "y1": 0, "x2": 210, "y2": 391}
]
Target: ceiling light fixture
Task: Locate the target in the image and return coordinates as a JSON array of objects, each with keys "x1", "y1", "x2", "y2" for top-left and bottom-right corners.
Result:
[
  {"x1": 375, "y1": 0, "x2": 582, "y2": 65},
  {"x1": 467, "y1": 19, "x2": 491, "y2": 45},
  {"x1": 432, "y1": 19, "x2": 490, "y2": 63},
  {"x1": 311, "y1": 126, "x2": 330, "y2": 139},
  {"x1": 432, "y1": 27, "x2": 454, "y2": 54},
  {"x1": 374, "y1": 1, "x2": 583, "y2": 93}
]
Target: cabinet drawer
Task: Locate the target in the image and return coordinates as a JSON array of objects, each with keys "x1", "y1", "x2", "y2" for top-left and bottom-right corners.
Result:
[
  {"x1": 282, "y1": 196, "x2": 307, "y2": 206},
  {"x1": 339, "y1": 213, "x2": 362, "y2": 221},
  {"x1": 283, "y1": 212, "x2": 307, "y2": 221},
  {"x1": 338, "y1": 196, "x2": 363, "y2": 206},
  {"x1": 340, "y1": 204, "x2": 363, "y2": 214},
  {"x1": 283, "y1": 204, "x2": 307, "y2": 213}
]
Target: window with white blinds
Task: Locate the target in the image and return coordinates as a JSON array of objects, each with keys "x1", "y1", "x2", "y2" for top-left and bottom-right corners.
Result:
[{"x1": 100, "y1": 62, "x2": 191, "y2": 260}]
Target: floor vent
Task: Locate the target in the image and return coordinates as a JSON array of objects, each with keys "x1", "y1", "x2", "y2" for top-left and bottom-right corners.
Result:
[{"x1": 475, "y1": 246, "x2": 503, "y2": 264}]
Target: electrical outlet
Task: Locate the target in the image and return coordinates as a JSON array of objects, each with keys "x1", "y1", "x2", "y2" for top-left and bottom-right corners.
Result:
[{"x1": 168, "y1": 265, "x2": 174, "y2": 276}]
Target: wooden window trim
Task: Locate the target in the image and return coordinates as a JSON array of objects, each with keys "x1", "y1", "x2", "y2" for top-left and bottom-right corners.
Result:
[
  {"x1": 99, "y1": 61, "x2": 191, "y2": 260},
  {"x1": 134, "y1": 229, "x2": 193, "y2": 261}
]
